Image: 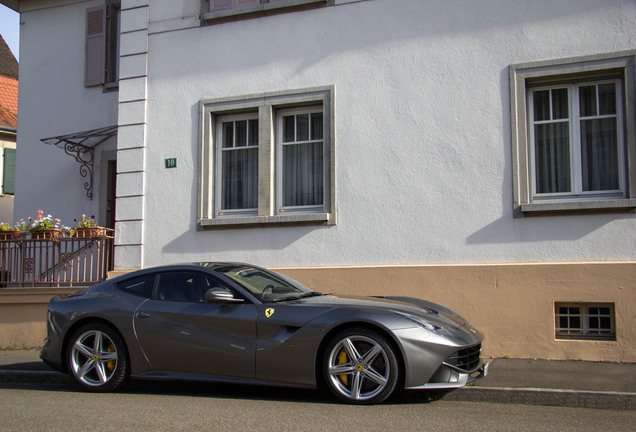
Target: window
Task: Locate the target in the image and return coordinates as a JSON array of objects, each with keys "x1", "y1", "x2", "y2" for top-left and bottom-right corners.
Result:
[
  {"x1": 278, "y1": 108, "x2": 324, "y2": 212},
  {"x1": 199, "y1": 87, "x2": 335, "y2": 228},
  {"x1": 116, "y1": 273, "x2": 156, "y2": 298},
  {"x1": 555, "y1": 302, "x2": 616, "y2": 341},
  {"x1": 203, "y1": 0, "x2": 327, "y2": 22},
  {"x1": 85, "y1": 1, "x2": 120, "y2": 88},
  {"x1": 216, "y1": 114, "x2": 259, "y2": 216},
  {"x1": 153, "y1": 271, "x2": 234, "y2": 303},
  {"x1": 510, "y1": 51, "x2": 636, "y2": 216},
  {"x1": 529, "y1": 80, "x2": 623, "y2": 198}
]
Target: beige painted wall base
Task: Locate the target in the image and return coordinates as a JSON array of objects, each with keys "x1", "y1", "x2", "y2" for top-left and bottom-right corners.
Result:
[
  {"x1": 0, "y1": 288, "x2": 77, "y2": 348},
  {"x1": 1, "y1": 262, "x2": 634, "y2": 362},
  {"x1": 275, "y1": 262, "x2": 636, "y2": 362}
]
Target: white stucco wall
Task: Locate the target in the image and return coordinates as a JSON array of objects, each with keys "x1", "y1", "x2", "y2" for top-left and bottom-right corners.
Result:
[
  {"x1": 13, "y1": 0, "x2": 118, "y2": 228},
  {"x1": 126, "y1": 0, "x2": 636, "y2": 268},
  {"x1": 12, "y1": 0, "x2": 636, "y2": 269}
]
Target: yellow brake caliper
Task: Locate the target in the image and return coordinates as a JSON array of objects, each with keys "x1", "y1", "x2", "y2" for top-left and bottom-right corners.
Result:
[
  {"x1": 337, "y1": 349, "x2": 348, "y2": 386},
  {"x1": 106, "y1": 344, "x2": 115, "y2": 371}
]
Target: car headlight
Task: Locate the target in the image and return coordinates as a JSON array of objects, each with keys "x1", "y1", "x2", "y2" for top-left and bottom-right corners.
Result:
[{"x1": 394, "y1": 311, "x2": 454, "y2": 337}]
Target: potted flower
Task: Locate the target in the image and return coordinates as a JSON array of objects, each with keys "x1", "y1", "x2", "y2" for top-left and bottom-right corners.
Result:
[
  {"x1": 71, "y1": 214, "x2": 105, "y2": 238},
  {"x1": 28, "y1": 210, "x2": 64, "y2": 240}
]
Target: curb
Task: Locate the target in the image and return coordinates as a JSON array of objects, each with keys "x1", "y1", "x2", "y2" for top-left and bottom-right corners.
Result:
[
  {"x1": 1, "y1": 370, "x2": 634, "y2": 410},
  {"x1": 445, "y1": 386, "x2": 636, "y2": 410}
]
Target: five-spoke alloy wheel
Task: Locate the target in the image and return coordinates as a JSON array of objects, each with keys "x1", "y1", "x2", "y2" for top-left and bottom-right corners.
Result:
[
  {"x1": 323, "y1": 328, "x2": 399, "y2": 404},
  {"x1": 67, "y1": 323, "x2": 129, "y2": 392}
]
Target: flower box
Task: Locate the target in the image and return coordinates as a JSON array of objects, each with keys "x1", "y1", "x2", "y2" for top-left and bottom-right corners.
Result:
[
  {"x1": 72, "y1": 226, "x2": 106, "y2": 238},
  {"x1": 30, "y1": 229, "x2": 63, "y2": 240},
  {"x1": 0, "y1": 230, "x2": 26, "y2": 241}
]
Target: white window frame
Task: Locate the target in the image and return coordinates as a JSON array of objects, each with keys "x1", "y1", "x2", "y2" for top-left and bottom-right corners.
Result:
[
  {"x1": 527, "y1": 79, "x2": 625, "y2": 201},
  {"x1": 276, "y1": 106, "x2": 325, "y2": 215},
  {"x1": 510, "y1": 51, "x2": 636, "y2": 216},
  {"x1": 215, "y1": 113, "x2": 260, "y2": 217},
  {"x1": 198, "y1": 87, "x2": 335, "y2": 228},
  {"x1": 555, "y1": 302, "x2": 616, "y2": 341}
]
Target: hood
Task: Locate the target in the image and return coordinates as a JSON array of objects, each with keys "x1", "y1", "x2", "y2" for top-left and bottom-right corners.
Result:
[{"x1": 295, "y1": 293, "x2": 469, "y2": 329}]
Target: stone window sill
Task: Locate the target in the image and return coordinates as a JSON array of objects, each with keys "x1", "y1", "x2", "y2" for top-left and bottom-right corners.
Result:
[
  {"x1": 199, "y1": 212, "x2": 332, "y2": 229},
  {"x1": 516, "y1": 199, "x2": 636, "y2": 217}
]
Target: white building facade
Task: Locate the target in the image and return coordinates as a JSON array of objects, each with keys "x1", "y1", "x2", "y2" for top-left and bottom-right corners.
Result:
[{"x1": 5, "y1": 0, "x2": 636, "y2": 361}]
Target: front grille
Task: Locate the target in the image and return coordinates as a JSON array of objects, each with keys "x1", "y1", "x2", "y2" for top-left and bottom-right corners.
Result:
[{"x1": 444, "y1": 344, "x2": 481, "y2": 372}]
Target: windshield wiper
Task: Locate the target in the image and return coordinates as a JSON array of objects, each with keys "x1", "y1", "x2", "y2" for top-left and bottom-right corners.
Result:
[
  {"x1": 299, "y1": 291, "x2": 323, "y2": 299},
  {"x1": 271, "y1": 291, "x2": 323, "y2": 303}
]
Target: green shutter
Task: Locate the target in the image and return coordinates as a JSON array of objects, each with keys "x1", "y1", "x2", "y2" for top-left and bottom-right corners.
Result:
[{"x1": 3, "y1": 148, "x2": 15, "y2": 195}]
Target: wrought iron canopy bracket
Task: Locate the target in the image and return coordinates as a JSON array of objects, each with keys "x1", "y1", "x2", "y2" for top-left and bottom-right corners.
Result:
[{"x1": 41, "y1": 125, "x2": 117, "y2": 200}]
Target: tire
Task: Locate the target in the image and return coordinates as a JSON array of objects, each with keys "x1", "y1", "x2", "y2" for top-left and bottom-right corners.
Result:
[
  {"x1": 67, "y1": 323, "x2": 129, "y2": 392},
  {"x1": 323, "y1": 327, "x2": 399, "y2": 404}
]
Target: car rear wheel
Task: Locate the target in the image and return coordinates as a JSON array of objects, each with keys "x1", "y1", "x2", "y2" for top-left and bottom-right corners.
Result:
[
  {"x1": 67, "y1": 323, "x2": 129, "y2": 392},
  {"x1": 323, "y1": 327, "x2": 399, "y2": 404}
]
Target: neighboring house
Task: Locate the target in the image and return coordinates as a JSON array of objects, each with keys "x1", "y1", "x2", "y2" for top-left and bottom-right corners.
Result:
[
  {"x1": 1, "y1": 0, "x2": 634, "y2": 361},
  {"x1": 0, "y1": 34, "x2": 17, "y2": 223}
]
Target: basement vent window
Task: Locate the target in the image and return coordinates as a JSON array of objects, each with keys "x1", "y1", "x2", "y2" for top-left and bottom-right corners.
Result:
[{"x1": 555, "y1": 302, "x2": 616, "y2": 341}]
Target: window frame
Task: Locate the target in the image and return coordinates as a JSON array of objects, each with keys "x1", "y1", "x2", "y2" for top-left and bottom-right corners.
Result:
[
  {"x1": 198, "y1": 87, "x2": 335, "y2": 228},
  {"x1": 202, "y1": 0, "x2": 327, "y2": 23},
  {"x1": 276, "y1": 106, "x2": 325, "y2": 215},
  {"x1": 527, "y1": 79, "x2": 625, "y2": 200},
  {"x1": 510, "y1": 51, "x2": 636, "y2": 216},
  {"x1": 555, "y1": 302, "x2": 616, "y2": 341},
  {"x1": 215, "y1": 112, "x2": 260, "y2": 217}
]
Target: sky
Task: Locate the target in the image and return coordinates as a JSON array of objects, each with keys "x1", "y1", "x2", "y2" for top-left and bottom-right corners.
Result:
[{"x1": 0, "y1": 4, "x2": 19, "y2": 61}]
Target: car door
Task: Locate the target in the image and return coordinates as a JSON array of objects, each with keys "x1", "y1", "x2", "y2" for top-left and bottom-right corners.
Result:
[{"x1": 133, "y1": 270, "x2": 257, "y2": 379}]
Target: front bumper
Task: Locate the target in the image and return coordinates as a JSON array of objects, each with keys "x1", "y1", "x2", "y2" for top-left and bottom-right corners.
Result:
[{"x1": 406, "y1": 360, "x2": 490, "y2": 390}]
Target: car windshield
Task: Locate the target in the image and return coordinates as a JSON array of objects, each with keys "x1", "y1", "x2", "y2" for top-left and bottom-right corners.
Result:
[{"x1": 214, "y1": 265, "x2": 318, "y2": 303}]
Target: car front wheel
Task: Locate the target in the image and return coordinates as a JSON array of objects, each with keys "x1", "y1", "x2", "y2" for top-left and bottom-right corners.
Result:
[
  {"x1": 323, "y1": 327, "x2": 399, "y2": 404},
  {"x1": 67, "y1": 323, "x2": 129, "y2": 392}
]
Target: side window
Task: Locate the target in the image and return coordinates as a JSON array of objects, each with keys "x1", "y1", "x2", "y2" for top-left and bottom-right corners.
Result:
[
  {"x1": 116, "y1": 273, "x2": 155, "y2": 298},
  {"x1": 153, "y1": 271, "x2": 234, "y2": 303}
]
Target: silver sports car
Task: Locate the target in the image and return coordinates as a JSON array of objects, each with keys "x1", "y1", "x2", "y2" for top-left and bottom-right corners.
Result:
[{"x1": 41, "y1": 263, "x2": 487, "y2": 404}]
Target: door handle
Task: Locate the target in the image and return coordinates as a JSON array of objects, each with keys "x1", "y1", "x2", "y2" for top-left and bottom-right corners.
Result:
[{"x1": 136, "y1": 312, "x2": 150, "y2": 319}]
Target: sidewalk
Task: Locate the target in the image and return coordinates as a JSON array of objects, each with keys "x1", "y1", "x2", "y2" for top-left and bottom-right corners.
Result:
[
  {"x1": 0, "y1": 349, "x2": 634, "y2": 409},
  {"x1": 443, "y1": 358, "x2": 636, "y2": 410}
]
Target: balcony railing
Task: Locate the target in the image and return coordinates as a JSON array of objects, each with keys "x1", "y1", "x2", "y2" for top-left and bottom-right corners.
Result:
[{"x1": 0, "y1": 229, "x2": 114, "y2": 288}]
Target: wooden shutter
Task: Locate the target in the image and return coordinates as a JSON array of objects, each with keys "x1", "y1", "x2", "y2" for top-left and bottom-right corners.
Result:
[
  {"x1": 2, "y1": 148, "x2": 15, "y2": 195},
  {"x1": 210, "y1": 0, "x2": 259, "y2": 12},
  {"x1": 85, "y1": 5, "x2": 106, "y2": 87}
]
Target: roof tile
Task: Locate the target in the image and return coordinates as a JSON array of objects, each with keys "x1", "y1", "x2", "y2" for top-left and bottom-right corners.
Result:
[
  {"x1": 0, "y1": 75, "x2": 18, "y2": 129},
  {"x1": 0, "y1": 34, "x2": 18, "y2": 78}
]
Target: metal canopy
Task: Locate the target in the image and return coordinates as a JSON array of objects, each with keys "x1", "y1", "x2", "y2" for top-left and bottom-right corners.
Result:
[{"x1": 41, "y1": 125, "x2": 117, "y2": 200}]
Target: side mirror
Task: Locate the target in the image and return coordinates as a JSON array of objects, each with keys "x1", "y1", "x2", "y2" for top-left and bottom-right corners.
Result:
[{"x1": 205, "y1": 287, "x2": 244, "y2": 303}]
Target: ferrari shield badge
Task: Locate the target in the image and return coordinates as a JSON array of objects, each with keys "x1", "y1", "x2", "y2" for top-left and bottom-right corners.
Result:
[{"x1": 265, "y1": 308, "x2": 275, "y2": 318}]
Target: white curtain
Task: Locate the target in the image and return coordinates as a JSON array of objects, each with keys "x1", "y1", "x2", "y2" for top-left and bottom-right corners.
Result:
[{"x1": 534, "y1": 122, "x2": 571, "y2": 194}]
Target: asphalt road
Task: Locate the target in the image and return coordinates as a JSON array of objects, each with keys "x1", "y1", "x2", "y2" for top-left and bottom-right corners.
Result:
[{"x1": 0, "y1": 381, "x2": 634, "y2": 432}]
